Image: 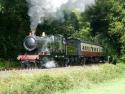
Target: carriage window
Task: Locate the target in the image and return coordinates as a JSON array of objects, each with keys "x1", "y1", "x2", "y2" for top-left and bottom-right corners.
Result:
[
  {"x1": 97, "y1": 48, "x2": 98, "y2": 52},
  {"x1": 89, "y1": 47, "x2": 91, "y2": 51},
  {"x1": 85, "y1": 46, "x2": 86, "y2": 51},
  {"x1": 67, "y1": 43, "x2": 77, "y2": 55},
  {"x1": 83, "y1": 46, "x2": 85, "y2": 51},
  {"x1": 89, "y1": 46, "x2": 90, "y2": 51},
  {"x1": 93, "y1": 48, "x2": 94, "y2": 52},
  {"x1": 82, "y1": 46, "x2": 85, "y2": 51},
  {"x1": 94, "y1": 48, "x2": 96, "y2": 52},
  {"x1": 87, "y1": 46, "x2": 89, "y2": 51},
  {"x1": 96, "y1": 48, "x2": 98, "y2": 52},
  {"x1": 97, "y1": 48, "x2": 99, "y2": 52},
  {"x1": 87, "y1": 46, "x2": 88, "y2": 51},
  {"x1": 91, "y1": 47, "x2": 93, "y2": 52},
  {"x1": 99, "y1": 48, "x2": 101, "y2": 52},
  {"x1": 86, "y1": 46, "x2": 88, "y2": 51},
  {"x1": 98, "y1": 48, "x2": 100, "y2": 52},
  {"x1": 95, "y1": 48, "x2": 97, "y2": 52},
  {"x1": 98, "y1": 48, "x2": 99, "y2": 52}
]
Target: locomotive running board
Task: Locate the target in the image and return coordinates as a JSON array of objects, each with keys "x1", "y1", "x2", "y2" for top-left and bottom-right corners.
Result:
[{"x1": 17, "y1": 55, "x2": 39, "y2": 61}]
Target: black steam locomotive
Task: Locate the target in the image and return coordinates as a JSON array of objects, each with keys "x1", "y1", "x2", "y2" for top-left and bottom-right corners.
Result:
[{"x1": 17, "y1": 32, "x2": 104, "y2": 68}]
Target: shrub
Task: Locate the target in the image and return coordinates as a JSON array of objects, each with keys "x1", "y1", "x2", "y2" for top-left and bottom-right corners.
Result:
[
  {"x1": 0, "y1": 60, "x2": 20, "y2": 69},
  {"x1": 0, "y1": 63, "x2": 125, "y2": 94}
]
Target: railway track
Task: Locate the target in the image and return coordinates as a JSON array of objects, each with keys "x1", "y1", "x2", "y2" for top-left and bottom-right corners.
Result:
[
  {"x1": 0, "y1": 65, "x2": 100, "y2": 79},
  {"x1": 0, "y1": 65, "x2": 99, "y2": 73}
]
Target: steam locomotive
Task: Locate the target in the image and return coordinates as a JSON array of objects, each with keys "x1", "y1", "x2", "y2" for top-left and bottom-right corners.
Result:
[{"x1": 17, "y1": 32, "x2": 104, "y2": 68}]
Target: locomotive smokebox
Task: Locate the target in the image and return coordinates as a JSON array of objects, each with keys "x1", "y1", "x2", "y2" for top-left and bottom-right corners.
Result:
[
  {"x1": 23, "y1": 32, "x2": 47, "y2": 51},
  {"x1": 31, "y1": 31, "x2": 35, "y2": 35},
  {"x1": 23, "y1": 35, "x2": 37, "y2": 51}
]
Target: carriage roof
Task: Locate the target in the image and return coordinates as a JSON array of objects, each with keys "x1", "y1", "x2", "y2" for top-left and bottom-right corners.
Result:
[{"x1": 67, "y1": 38, "x2": 102, "y2": 47}]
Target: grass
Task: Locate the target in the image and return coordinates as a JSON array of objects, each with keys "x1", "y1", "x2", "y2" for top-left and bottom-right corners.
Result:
[
  {"x1": 0, "y1": 63, "x2": 125, "y2": 94},
  {"x1": 57, "y1": 75, "x2": 125, "y2": 94},
  {"x1": 0, "y1": 60, "x2": 20, "y2": 69}
]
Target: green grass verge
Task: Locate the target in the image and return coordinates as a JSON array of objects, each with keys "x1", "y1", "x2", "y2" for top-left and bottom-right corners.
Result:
[
  {"x1": 57, "y1": 74, "x2": 125, "y2": 94},
  {"x1": 0, "y1": 63, "x2": 125, "y2": 94}
]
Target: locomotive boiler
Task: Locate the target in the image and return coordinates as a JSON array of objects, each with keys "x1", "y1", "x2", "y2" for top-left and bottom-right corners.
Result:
[{"x1": 17, "y1": 32, "x2": 104, "y2": 68}]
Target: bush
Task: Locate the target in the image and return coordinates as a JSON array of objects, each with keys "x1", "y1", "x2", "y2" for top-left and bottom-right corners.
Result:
[
  {"x1": 0, "y1": 60, "x2": 20, "y2": 69},
  {"x1": 119, "y1": 54, "x2": 125, "y2": 63},
  {"x1": 1, "y1": 75, "x2": 73, "y2": 94},
  {"x1": 0, "y1": 63, "x2": 125, "y2": 94}
]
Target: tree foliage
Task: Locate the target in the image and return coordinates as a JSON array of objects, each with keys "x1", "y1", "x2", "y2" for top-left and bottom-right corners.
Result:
[
  {"x1": 0, "y1": 0, "x2": 125, "y2": 61},
  {"x1": 0, "y1": 0, "x2": 30, "y2": 59},
  {"x1": 85, "y1": 0, "x2": 125, "y2": 58}
]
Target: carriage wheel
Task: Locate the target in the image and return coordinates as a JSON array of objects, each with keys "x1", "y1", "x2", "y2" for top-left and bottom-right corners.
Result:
[
  {"x1": 20, "y1": 61, "x2": 26, "y2": 69},
  {"x1": 36, "y1": 60, "x2": 44, "y2": 69},
  {"x1": 20, "y1": 61, "x2": 31, "y2": 69}
]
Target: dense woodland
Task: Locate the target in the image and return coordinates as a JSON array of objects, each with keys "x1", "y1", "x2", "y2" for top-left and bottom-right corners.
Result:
[{"x1": 0, "y1": 0, "x2": 125, "y2": 62}]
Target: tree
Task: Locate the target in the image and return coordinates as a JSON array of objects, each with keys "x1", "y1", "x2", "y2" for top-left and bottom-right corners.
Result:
[
  {"x1": 0, "y1": 0, "x2": 30, "y2": 59},
  {"x1": 37, "y1": 11, "x2": 80, "y2": 38},
  {"x1": 72, "y1": 11, "x2": 92, "y2": 41},
  {"x1": 85, "y1": 0, "x2": 125, "y2": 58}
]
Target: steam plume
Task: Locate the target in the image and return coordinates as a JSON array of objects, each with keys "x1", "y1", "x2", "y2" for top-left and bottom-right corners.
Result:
[{"x1": 26, "y1": 0, "x2": 95, "y2": 33}]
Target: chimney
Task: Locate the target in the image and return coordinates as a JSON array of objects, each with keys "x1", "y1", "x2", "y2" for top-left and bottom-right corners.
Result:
[
  {"x1": 29, "y1": 32, "x2": 35, "y2": 36},
  {"x1": 32, "y1": 31, "x2": 35, "y2": 35},
  {"x1": 42, "y1": 32, "x2": 46, "y2": 37}
]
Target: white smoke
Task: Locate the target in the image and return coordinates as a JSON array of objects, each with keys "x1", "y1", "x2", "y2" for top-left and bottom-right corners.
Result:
[
  {"x1": 40, "y1": 35, "x2": 54, "y2": 54},
  {"x1": 26, "y1": 0, "x2": 95, "y2": 33},
  {"x1": 44, "y1": 60, "x2": 57, "y2": 68}
]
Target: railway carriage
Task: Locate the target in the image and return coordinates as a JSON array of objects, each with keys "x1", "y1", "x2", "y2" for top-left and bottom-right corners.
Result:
[{"x1": 66, "y1": 39, "x2": 104, "y2": 65}]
